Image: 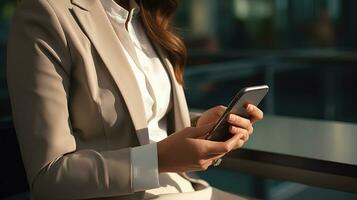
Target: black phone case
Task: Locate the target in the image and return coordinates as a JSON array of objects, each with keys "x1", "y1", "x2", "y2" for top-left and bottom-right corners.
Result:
[
  {"x1": 206, "y1": 111, "x2": 249, "y2": 142},
  {"x1": 206, "y1": 85, "x2": 268, "y2": 142}
]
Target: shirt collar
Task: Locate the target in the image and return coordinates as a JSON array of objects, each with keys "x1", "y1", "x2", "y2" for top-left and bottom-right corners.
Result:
[{"x1": 101, "y1": 0, "x2": 140, "y2": 23}]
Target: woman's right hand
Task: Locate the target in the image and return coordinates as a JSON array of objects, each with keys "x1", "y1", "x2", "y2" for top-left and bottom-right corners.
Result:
[{"x1": 157, "y1": 124, "x2": 242, "y2": 173}]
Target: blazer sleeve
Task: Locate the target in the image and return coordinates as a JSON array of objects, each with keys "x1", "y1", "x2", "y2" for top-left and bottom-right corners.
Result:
[{"x1": 6, "y1": 0, "x2": 155, "y2": 199}]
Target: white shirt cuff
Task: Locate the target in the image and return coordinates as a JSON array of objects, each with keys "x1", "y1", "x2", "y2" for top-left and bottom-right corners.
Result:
[{"x1": 131, "y1": 143, "x2": 160, "y2": 191}]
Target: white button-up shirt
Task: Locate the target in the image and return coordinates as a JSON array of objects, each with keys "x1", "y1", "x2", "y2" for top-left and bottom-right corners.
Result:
[{"x1": 101, "y1": 0, "x2": 194, "y2": 194}]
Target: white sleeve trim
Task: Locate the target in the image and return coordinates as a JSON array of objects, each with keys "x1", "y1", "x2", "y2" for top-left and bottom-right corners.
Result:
[{"x1": 131, "y1": 143, "x2": 160, "y2": 192}]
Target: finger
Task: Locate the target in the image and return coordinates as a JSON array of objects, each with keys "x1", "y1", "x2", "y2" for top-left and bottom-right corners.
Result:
[
  {"x1": 246, "y1": 104, "x2": 264, "y2": 123},
  {"x1": 199, "y1": 154, "x2": 225, "y2": 170},
  {"x1": 230, "y1": 127, "x2": 249, "y2": 142},
  {"x1": 204, "y1": 140, "x2": 231, "y2": 154},
  {"x1": 248, "y1": 126, "x2": 254, "y2": 135},
  {"x1": 203, "y1": 151, "x2": 226, "y2": 160},
  {"x1": 207, "y1": 154, "x2": 226, "y2": 166},
  {"x1": 229, "y1": 126, "x2": 250, "y2": 136},
  {"x1": 189, "y1": 123, "x2": 216, "y2": 138},
  {"x1": 227, "y1": 114, "x2": 251, "y2": 129},
  {"x1": 204, "y1": 132, "x2": 240, "y2": 155},
  {"x1": 235, "y1": 139, "x2": 245, "y2": 149},
  {"x1": 223, "y1": 133, "x2": 242, "y2": 152},
  {"x1": 241, "y1": 131, "x2": 249, "y2": 142},
  {"x1": 206, "y1": 132, "x2": 246, "y2": 157},
  {"x1": 210, "y1": 153, "x2": 225, "y2": 161}
]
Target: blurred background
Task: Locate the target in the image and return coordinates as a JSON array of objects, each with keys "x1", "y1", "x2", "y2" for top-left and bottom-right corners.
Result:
[
  {"x1": 178, "y1": 0, "x2": 357, "y2": 123},
  {"x1": 1, "y1": 0, "x2": 357, "y2": 199}
]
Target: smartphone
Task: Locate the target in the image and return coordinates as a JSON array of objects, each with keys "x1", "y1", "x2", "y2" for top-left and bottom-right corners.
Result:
[{"x1": 205, "y1": 85, "x2": 269, "y2": 142}]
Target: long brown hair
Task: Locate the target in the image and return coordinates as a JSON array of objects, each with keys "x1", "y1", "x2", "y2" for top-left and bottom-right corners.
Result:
[{"x1": 137, "y1": 0, "x2": 186, "y2": 85}]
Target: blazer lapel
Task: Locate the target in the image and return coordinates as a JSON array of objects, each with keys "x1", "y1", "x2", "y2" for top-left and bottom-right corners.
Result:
[
  {"x1": 154, "y1": 46, "x2": 191, "y2": 131},
  {"x1": 71, "y1": 0, "x2": 150, "y2": 144}
]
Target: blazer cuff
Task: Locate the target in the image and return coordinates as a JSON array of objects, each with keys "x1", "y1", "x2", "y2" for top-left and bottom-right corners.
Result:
[{"x1": 131, "y1": 143, "x2": 160, "y2": 191}]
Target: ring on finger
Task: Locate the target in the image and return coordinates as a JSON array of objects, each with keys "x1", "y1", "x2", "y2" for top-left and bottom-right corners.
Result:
[{"x1": 212, "y1": 158, "x2": 222, "y2": 167}]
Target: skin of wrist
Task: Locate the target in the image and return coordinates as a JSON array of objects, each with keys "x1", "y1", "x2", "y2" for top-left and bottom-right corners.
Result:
[{"x1": 157, "y1": 140, "x2": 168, "y2": 173}]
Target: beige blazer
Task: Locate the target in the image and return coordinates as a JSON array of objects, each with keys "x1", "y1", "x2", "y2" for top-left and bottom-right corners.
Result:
[{"x1": 6, "y1": 0, "x2": 207, "y2": 199}]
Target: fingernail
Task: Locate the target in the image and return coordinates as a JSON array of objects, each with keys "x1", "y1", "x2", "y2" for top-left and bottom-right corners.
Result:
[
  {"x1": 247, "y1": 105, "x2": 253, "y2": 112},
  {"x1": 229, "y1": 126, "x2": 235, "y2": 133},
  {"x1": 228, "y1": 114, "x2": 234, "y2": 122}
]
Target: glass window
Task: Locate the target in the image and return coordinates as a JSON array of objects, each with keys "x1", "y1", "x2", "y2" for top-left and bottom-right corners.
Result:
[{"x1": 175, "y1": 0, "x2": 357, "y2": 123}]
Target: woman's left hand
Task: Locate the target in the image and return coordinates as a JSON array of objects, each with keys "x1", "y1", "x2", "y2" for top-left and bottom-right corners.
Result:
[{"x1": 196, "y1": 104, "x2": 264, "y2": 149}]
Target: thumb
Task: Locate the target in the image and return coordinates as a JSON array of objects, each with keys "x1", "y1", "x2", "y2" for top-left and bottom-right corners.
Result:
[{"x1": 188, "y1": 123, "x2": 216, "y2": 138}]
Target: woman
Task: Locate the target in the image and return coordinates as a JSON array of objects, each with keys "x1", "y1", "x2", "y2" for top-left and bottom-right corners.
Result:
[{"x1": 7, "y1": 0, "x2": 263, "y2": 199}]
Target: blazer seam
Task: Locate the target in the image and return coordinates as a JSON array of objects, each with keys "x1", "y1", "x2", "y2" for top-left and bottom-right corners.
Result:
[
  {"x1": 28, "y1": 0, "x2": 73, "y2": 189},
  {"x1": 48, "y1": 0, "x2": 109, "y2": 148},
  {"x1": 45, "y1": 0, "x2": 73, "y2": 78}
]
